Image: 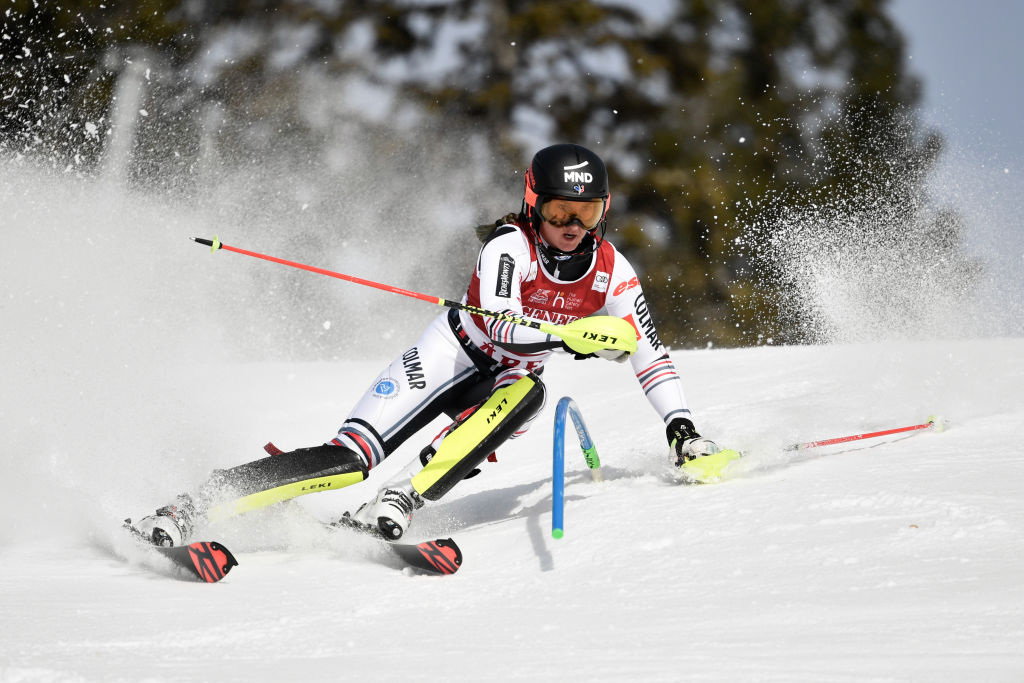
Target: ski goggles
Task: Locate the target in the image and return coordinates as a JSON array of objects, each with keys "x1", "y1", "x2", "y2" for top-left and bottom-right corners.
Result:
[{"x1": 537, "y1": 197, "x2": 607, "y2": 231}]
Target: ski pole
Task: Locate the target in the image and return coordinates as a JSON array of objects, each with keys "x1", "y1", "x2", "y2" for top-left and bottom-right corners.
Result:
[
  {"x1": 190, "y1": 236, "x2": 638, "y2": 356},
  {"x1": 785, "y1": 416, "x2": 945, "y2": 451}
]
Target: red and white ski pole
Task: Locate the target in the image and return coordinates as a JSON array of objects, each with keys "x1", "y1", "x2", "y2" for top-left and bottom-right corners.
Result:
[
  {"x1": 189, "y1": 236, "x2": 638, "y2": 356},
  {"x1": 785, "y1": 416, "x2": 946, "y2": 451}
]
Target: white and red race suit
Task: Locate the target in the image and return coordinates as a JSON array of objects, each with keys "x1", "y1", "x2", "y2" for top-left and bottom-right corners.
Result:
[
  {"x1": 460, "y1": 222, "x2": 691, "y2": 424},
  {"x1": 331, "y1": 222, "x2": 691, "y2": 473}
]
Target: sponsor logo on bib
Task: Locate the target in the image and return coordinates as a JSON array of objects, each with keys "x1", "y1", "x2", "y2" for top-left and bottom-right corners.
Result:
[{"x1": 496, "y1": 253, "x2": 515, "y2": 298}]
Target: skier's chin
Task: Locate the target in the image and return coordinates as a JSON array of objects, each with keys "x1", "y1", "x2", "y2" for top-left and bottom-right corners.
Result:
[{"x1": 551, "y1": 235, "x2": 583, "y2": 252}]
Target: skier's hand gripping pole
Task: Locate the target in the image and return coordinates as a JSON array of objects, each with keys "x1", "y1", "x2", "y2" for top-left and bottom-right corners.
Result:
[{"x1": 191, "y1": 236, "x2": 637, "y2": 357}]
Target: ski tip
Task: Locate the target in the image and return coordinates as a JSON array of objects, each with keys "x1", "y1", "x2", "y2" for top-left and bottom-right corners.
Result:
[
  {"x1": 328, "y1": 520, "x2": 463, "y2": 575},
  {"x1": 183, "y1": 541, "x2": 239, "y2": 583},
  {"x1": 144, "y1": 540, "x2": 238, "y2": 583},
  {"x1": 395, "y1": 538, "x2": 462, "y2": 575},
  {"x1": 419, "y1": 538, "x2": 462, "y2": 575},
  {"x1": 679, "y1": 448, "x2": 743, "y2": 484}
]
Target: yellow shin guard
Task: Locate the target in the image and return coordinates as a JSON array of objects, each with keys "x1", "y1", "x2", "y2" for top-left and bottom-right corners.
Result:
[{"x1": 412, "y1": 372, "x2": 545, "y2": 501}]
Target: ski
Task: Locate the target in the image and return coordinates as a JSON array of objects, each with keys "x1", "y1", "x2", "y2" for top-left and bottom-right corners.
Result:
[
  {"x1": 151, "y1": 541, "x2": 239, "y2": 583},
  {"x1": 388, "y1": 537, "x2": 462, "y2": 575},
  {"x1": 121, "y1": 500, "x2": 455, "y2": 578},
  {"x1": 260, "y1": 442, "x2": 460, "y2": 574},
  {"x1": 123, "y1": 521, "x2": 238, "y2": 583},
  {"x1": 329, "y1": 516, "x2": 462, "y2": 575},
  {"x1": 679, "y1": 447, "x2": 743, "y2": 483}
]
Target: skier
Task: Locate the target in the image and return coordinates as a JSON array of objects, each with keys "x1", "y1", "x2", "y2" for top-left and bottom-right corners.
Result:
[{"x1": 130, "y1": 143, "x2": 723, "y2": 546}]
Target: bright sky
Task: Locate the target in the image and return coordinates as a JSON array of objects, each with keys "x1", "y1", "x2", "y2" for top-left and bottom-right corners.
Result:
[
  {"x1": 889, "y1": 0, "x2": 1024, "y2": 166},
  {"x1": 888, "y1": 0, "x2": 1023, "y2": 309}
]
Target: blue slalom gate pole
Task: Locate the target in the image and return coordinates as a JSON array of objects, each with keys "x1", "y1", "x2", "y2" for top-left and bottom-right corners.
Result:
[{"x1": 552, "y1": 397, "x2": 602, "y2": 539}]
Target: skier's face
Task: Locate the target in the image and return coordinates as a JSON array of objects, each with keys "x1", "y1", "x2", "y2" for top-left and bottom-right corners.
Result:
[
  {"x1": 538, "y1": 197, "x2": 603, "y2": 252},
  {"x1": 539, "y1": 218, "x2": 586, "y2": 252}
]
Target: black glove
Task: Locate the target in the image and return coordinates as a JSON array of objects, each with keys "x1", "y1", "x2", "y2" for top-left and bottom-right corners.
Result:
[
  {"x1": 560, "y1": 341, "x2": 630, "y2": 362},
  {"x1": 561, "y1": 341, "x2": 596, "y2": 360}
]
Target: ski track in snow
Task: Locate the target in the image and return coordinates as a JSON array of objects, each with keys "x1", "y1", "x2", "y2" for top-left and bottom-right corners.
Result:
[{"x1": 2, "y1": 339, "x2": 1023, "y2": 682}]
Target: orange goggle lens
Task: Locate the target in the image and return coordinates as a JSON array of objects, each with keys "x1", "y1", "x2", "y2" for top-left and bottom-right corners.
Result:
[{"x1": 538, "y1": 197, "x2": 606, "y2": 230}]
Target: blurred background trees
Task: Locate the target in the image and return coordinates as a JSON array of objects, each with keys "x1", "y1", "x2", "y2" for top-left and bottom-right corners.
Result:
[{"x1": 1, "y1": 0, "x2": 966, "y2": 351}]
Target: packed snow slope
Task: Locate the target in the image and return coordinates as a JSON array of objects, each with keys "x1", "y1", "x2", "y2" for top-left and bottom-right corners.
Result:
[
  {"x1": 2, "y1": 337, "x2": 1023, "y2": 682},
  {"x1": 2, "y1": 158, "x2": 1023, "y2": 682}
]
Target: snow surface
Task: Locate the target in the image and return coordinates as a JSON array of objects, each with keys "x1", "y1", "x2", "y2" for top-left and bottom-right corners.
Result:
[
  {"x1": 2, "y1": 156, "x2": 1023, "y2": 682},
  {"x1": 2, "y1": 338, "x2": 1023, "y2": 682}
]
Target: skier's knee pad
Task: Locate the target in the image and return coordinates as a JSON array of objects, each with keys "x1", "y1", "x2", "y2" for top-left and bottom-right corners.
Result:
[{"x1": 411, "y1": 371, "x2": 546, "y2": 501}]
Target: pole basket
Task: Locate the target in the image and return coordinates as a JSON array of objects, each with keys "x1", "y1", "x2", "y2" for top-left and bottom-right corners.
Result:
[{"x1": 552, "y1": 397, "x2": 602, "y2": 539}]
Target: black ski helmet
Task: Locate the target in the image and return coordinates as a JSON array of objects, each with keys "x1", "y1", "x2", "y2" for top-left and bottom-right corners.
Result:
[{"x1": 523, "y1": 143, "x2": 611, "y2": 264}]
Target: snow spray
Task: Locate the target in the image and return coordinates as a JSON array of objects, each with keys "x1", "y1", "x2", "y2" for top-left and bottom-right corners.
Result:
[{"x1": 741, "y1": 132, "x2": 1023, "y2": 346}]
